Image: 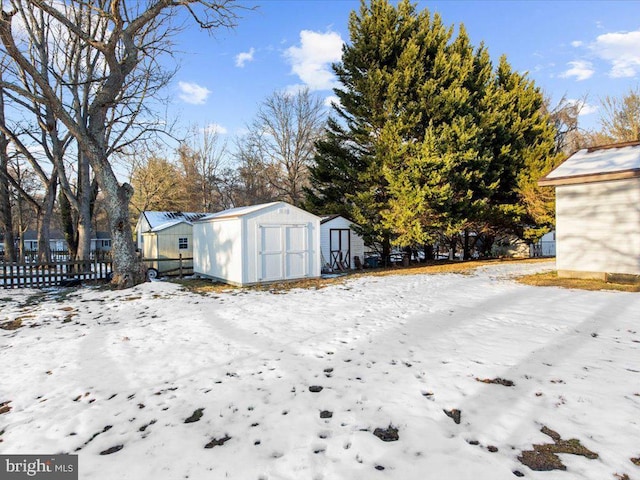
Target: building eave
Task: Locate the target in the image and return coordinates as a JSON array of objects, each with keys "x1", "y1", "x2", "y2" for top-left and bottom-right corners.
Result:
[{"x1": 538, "y1": 168, "x2": 640, "y2": 187}]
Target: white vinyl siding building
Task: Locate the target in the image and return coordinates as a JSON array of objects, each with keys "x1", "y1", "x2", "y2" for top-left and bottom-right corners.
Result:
[
  {"x1": 320, "y1": 215, "x2": 366, "y2": 272},
  {"x1": 539, "y1": 141, "x2": 640, "y2": 281},
  {"x1": 141, "y1": 221, "x2": 195, "y2": 274},
  {"x1": 193, "y1": 202, "x2": 321, "y2": 286}
]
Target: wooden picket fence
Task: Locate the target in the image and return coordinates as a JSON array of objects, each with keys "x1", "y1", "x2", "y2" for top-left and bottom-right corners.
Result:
[
  {"x1": 141, "y1": 255, "x2": 193, "y2": 279},
  {"x1": 1, "y1": 256, "x2": 113, "y2": 289}
]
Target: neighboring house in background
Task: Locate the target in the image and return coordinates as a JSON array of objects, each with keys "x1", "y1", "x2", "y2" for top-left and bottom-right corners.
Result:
[
  {"x1": 20, "y1": 230, "x2": 111, "y2": 253},
  {"x1": 22, "y1": 230, "x2": 67, "y2": 252},
  {"x1": 530, "y1": 231, "x2": 556, "y2": 257},
  {"x1": 135, "y1": 211, "x2": 209, "y2": 276},
  {"x1": 92, "y1": 231, "x2": 112, "y2": 252},
  {"x1": 539, "y1": 140, "x2": 640, "y2": 281},
  {"x1": 193, "y1": 201, "x2": 321, "y2": 286},
  {"x1": 320, "y1": 215, "x2": 366, "y2": 272}
]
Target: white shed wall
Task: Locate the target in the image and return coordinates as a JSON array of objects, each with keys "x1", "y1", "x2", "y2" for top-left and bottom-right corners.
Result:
[
  {"x1": 320, "y1": 217, "x2": 365, "y2": 270},
  {"x1": 193, "y1": 218, "x2": 243, "y2": 284},
  {"x1": 556, "y1": 177, "x2": 640, "y2": 276}
]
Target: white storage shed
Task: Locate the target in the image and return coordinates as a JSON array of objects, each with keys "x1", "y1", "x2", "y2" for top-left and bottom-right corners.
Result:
[
  {"x1": 539, "y1": 141, "x2": 640, "y2": 281},
  {"x1": 193, "y1": 201, "x2": 321, "y2": 286},
  {"x1": 320, "y1": 215, "x2": 366, "y2": 271}
]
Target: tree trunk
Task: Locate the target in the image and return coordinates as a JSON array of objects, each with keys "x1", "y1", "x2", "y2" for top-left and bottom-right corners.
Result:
[
  {"x1": 0, "y1": 84, "x2": 16, "y2": 262},
  {"x1": 463, "y1": 229, "x2": 471, "y2": 261},
  {"x1": 16, "y1": 195, "x2": 25, "y2": 260},
  {"x1": 0, "y1": 150, "x2": 16, "y2": 263},
  {"x1": 86, "y1": 118, "x2": 145, "y2": 287},
  {"x1": 482, "y1": 234, "x2": 495, "y2": 258},
  {"x1": 449, "y1": 236, "x2": 457, "y2": 261},
  {"x1": 59, "y1": 192, "x2": 78, "y2": 259},
  {"x1": 36, "y1": 170, "x2": 57, "y2": 263},
  {"x1": 381, "y1": 235, "x2": 391, "y2": 267},
  {"x1": 423, "y1": 243, "x2": 434, "y2": 262},
  {"x1": 76, "y1": 153, "x2": 92, "y2": 264},
  {"x1": 89, "y1": 142, "x2": 144, "y2": 287},
  {"x1": 104, "y1": 182, "x2": 145, "y2": 288}
]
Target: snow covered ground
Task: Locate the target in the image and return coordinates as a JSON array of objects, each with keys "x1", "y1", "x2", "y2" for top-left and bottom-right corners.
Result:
[{"x1": 1, "y1": 261, "x2": 639, "y2": 480}]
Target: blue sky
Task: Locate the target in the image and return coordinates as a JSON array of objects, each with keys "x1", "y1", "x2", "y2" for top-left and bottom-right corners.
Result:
[{"x1": 166, "y1": 0, "x2": 640, "y2": 146}]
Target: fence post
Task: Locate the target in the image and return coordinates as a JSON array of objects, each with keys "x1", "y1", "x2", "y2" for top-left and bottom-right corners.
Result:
[{"x1": 179, "y1": 254, "x2": 183, "y2": 279}]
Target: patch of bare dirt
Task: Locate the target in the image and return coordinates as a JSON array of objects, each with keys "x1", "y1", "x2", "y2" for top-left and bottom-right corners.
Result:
[
  {"x1": 444, "y1": 409, "x2": 461, "y2": 424},
  {"x1": 204, "y1": 435, "x2": 231, "y2": 449},
  {"x1": 373, "y1": 425, "x2": 399, "y2": 442},
  {"x1": 518, "y1": 426, "x2": 598, "y2": 471},
  {"x1": 476, "y1": 377, "x2": 515, "y2": 387}
]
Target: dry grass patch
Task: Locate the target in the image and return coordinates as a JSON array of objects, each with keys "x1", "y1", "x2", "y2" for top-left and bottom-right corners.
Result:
[
  {"x1": 1, "y1": 319, "x2": 23, "y2": 330},
  {"x1": 170, "y1": 278, "x2": 232, "y2": 295},
  {"x1": 518, "y1": 271, "x2": 640, "y2": 292},
  {"x1": 173, "y1": 276, "x2": 347, "y2": 295},
  {"x1": 173, "y1": 258, "x2": 551, "y2": 295},
  {"x1": 518, "y1": 426, "x2": 598, "y2": 471},
  {"x1": 361, "y1": 257, "x2": 549, "y2": 279}
]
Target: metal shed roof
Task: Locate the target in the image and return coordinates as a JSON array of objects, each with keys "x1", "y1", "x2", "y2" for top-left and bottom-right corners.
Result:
[
  {"x1": 197, "y1": 202, "x2": 282, "y2": 221},
  {"x1": 142, "y1": 211, "x2": 209, "y2": 229},
  {"x1": 540, "y1": 141, "x2": 640, "y2": 186}
]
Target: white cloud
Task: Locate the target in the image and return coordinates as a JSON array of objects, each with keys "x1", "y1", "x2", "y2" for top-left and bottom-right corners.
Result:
[
  {"x1": 566, "y1": 98, "x2": 599, "y2": 116},
  {"x1": 560, "y1": 60, "x2": 595, "y2": 81},
  {"x1": 579, "y1": 103, "x2": 599, "y2": 116},
  {"x1": 178, "y1": 81, "x2": 211, "y2": 105},
  {"x1": 203, "y1": 123, "x2": 228, "y2": 135},
  {"x1": 591, "y1": 29, "x2": 640, "y2": 78},
  {"x1": 324, "y1": 95, "x2": 340, "y2": 108},
  {"x1": 284, "y1": 30, "x2": 344, "y2": 91},
  {"x1": 235, "y1": 48, "x2": 255, "y2": 68},
  {"x1": 571, "y1": 40, "x2": 583, "y2": 47}
]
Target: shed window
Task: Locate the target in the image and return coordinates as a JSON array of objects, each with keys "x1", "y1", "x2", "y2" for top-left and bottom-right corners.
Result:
[{"x1": 178, "y1": 237, "x2": 188, "y2": 250}]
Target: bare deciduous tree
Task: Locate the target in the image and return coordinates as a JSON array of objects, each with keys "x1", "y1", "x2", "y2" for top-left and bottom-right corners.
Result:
[
  {"x1": 0, "y1": 0, "x2": 242, "y2": 288},
  {"x1": 599, "y1": 86, "x2": 640, "y2": 143},
  {"x1": 232, "y1": 136, "x2": 279, "y2": 206},
  {"x1": 244, "y1": 88, "x2": 326, "y2": 207},
  {"x1": 178, "y1": 124, "x2": 228, "y2": 212},
  {"x1": 544, "y1": 94, "x2": 590, "y2": 155}
]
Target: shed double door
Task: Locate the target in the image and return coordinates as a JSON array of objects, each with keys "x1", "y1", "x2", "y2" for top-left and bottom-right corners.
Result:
[
  {"x1": 259, "y1": 224, "x2": 308, "y2": 281},
  {"x1": 329, "y1": 229, "x2": 351, "y2": 270}
]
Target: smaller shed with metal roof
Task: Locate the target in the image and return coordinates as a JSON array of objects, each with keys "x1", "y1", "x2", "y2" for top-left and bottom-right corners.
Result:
[
  {"x1": 135, "y1": 211, "x2": 208, "y2": 276},
  {"x1": 539, "y1": 140, "x2": 640, "y2": 281},
  {"x1": 193, "y1": 201, "x2": 321, "y2": 286}
]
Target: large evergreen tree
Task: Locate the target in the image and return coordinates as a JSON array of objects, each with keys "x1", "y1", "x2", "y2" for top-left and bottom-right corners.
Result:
[
  {"x1": 306, "y1": 0, "x2": 448, "y2": 258},
  {"x1": 307, "y1": 0, "x2": 556, "y2": 259}
]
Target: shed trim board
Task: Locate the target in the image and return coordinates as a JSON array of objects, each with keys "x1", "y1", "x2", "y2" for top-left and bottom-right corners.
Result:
[{"x1": 538, "y1": 168, "x2": 640, "y2": 186}]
